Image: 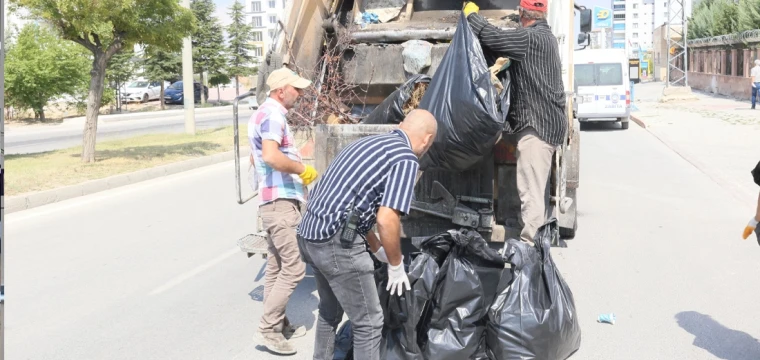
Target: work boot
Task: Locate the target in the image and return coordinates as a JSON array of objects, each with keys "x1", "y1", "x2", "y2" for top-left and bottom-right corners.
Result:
[
  {"x1": 282, "y1": 317, "x2": 306, "y2": 339},
  {"x1": 254, "y1": 331, "x2": 297, "y2": 355}
]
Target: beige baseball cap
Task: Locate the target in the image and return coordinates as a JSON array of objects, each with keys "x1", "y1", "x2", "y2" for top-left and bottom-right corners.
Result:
[{"x1": 266, "y1": 68, "x2": 312, "y2": 90}]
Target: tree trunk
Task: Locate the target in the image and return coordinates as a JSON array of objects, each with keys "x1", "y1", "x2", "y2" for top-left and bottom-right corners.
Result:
[
  {"x1": 82, "y1": 51, "x2": 108, "y2": 163},
  {"x1": 160, "y1": 83, "x2": 165, "y2": 110},
  {"x1": 235, "y1": 76, "x2": 240, "y2": 98},
  {"x1": 217, "y1": 85, "x2": 221, "y2": 103},
  {"x1": 200, "y1": 72, "x2": 206, "y2": 105}
]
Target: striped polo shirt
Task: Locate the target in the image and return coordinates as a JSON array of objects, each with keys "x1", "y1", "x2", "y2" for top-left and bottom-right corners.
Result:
[
  {"x1": 468, "y1": 14, "x2": 567, "y2": 146},
  {"x1": 297, "y1": 129, "x2": 419, "y2": 242}
]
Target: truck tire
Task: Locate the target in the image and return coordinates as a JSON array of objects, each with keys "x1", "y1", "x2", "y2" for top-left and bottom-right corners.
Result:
[
  {"x1": 559, "y1": 211, "x2": 577, "y2": 239},
  {"x1": 559, "y1": 121, "x2": 580, "y2": 239},
  {"x1": 620, "y1": 119, "x2": 630, "y2": 130}
]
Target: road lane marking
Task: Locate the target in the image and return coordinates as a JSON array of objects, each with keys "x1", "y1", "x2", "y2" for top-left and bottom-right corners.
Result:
[{"x1": 149, "y1": 247, "x2": 240, "y2": 296}]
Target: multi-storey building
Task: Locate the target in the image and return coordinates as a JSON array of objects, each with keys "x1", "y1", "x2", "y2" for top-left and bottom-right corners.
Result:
[{"x1": 244, "y1": 0, "x2": 286, "y2": 65}]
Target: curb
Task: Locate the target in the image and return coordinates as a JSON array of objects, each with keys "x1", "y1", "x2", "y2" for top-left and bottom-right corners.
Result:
[
  {"x1": 630, "y1": 114, "x2": 648, "y2": 129},
  {"x1": 5, "y1": 150, "x2": 240, "y2": 214},
  {"x1": 75, "y1": 105, "x2": 241, "y2": 124}
]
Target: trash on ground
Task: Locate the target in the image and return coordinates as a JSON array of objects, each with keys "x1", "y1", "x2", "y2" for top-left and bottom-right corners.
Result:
[{"x1": 598, "y1": 313, "x2": 616, "y2": 325}]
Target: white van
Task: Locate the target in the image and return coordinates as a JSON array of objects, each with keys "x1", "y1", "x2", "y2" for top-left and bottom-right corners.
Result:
[{"x1": 573, "y1": 49, "x2": 631, "y2": 129}]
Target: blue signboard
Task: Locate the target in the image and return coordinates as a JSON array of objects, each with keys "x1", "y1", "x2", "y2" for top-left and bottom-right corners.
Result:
[{"x1": 593, "y1": 6, "x2": 612, "y2": 29}]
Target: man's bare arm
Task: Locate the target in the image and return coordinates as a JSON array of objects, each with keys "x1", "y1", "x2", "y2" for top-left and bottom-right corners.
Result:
[
  {"x1": 261, "y1": 140, "x2": 305, "y2": 175},
  {"x1": 377, "y1": 206, "x2": 403, "y2": 266}
]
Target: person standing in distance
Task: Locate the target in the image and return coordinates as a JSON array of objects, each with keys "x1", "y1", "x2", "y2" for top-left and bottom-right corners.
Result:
[
  {"x1": 250, "y1": 67, "x2": 319, "y2": 355},
  {"x1": 464, "y1": 0, "x2": 566, "y2": 245},
  {"x1": 750, "y1": 59, "x2": 760, "y2": 109},
  {"x1": 297, "y1": 110, "x2": 438, "y2": 360}
]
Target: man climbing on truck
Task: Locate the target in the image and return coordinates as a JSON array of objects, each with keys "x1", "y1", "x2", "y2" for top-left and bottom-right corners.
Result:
[{"x1": 463, "y1": 0, "x2": 568, "y2": 245}]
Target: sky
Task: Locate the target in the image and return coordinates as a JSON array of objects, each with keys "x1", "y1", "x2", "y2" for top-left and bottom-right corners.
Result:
[{"x1": 214, "y1": 0, "x2": 239, "y2": 27}]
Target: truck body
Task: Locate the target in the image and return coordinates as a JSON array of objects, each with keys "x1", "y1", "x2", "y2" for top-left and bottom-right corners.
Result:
[{"x1": 237, "y1": 0, "x2": 592, "y2": 256}]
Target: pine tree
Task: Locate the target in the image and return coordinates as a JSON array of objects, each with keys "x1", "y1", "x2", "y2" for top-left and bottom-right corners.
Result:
[
  {"x1": 226, "y1": 0, "x2": 258, "y2": 97},
  {"x1": 191, "y1": 0, "x2": 227, "y2": 104},
  {"x1": 143, "y1": 46, "x2": 182, "y2": 110},
  {"x1": 738, "y1": 0, "x2": 760, "y2": 32}
]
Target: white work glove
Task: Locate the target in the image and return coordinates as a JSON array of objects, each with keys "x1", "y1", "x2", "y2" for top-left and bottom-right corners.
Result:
[
  {"x1": 373, "y1": 247, "x2": 389, "y2": 263},
  {"x1": 386, "y1": 258, "x2": 411, "y2": 296}
]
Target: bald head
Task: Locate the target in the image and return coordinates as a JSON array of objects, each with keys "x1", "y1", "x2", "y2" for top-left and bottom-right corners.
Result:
[{"x1": 399, "y1": 109, "x2": 438, "y2": 157}]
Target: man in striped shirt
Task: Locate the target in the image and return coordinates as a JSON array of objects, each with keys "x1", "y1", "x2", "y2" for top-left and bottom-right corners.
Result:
[
  {"x1": 465, "y1": 0, "x2": 566, "y2": 245},
  {"x1": 297, "y1": 110, "x2": 437, "y2": 360}
]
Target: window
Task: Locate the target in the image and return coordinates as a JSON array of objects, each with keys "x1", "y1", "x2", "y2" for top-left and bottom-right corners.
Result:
[
  {"x1": 268, "y1": 29, "x2": 276, "y2": 39},
  {"x1": 614, "y1": 23, "x2": 626, "y2": 30},
  {"x1": 633, "y1": 23, "x2": 639, "y2": 29},
  {"x1": 252, "y1": 16, "x2": 262, "y2": 27},
  {"x1": 253, "y1": 47, "x2": 263, "y2": 56},
  {"x1": 269, "y1": 15, "x2": 277, "y2": 23},
  {"x1": 251, "y1": 1, "x2": 261, "y2": 12},
  {"x1": 614, "y1": 4, "x2": 625, "y2": 10},
  {"x1": 252, "y1": 31, "x2": 263, "y2": 41},
  {"x1": 634, "y1": 13, "x2": 639, "y2": 19},
  {"x1": 269, "y1": 0, "x2": 276, "y2": 7},
  {"x1": 574, "y1": 63, "x2": 623, "y2": 86},
  {"x1": 614, "y1": 14, "x2": 625, "y2": 20},
  {"x1": 633, "y1": 3, "x2": 638, "y2": 8},
  {"x1": 633, "y1": 32, "x2": 639, "y2": 38}
]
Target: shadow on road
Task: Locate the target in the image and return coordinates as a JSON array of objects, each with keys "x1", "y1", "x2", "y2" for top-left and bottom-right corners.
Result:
[
  {"x1": 676, "y1": 311, "x2": 760, "y2": 359},
  {"x1": 250, "y1": 264, "x2": 319, "y2": 331},
  {"x1": 579, "y1": 122, "x2": 627, "y2": 132}
]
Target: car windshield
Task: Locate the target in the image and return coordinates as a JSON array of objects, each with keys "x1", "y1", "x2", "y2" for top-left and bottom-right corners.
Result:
[
  {"x1": 128, "y1": 81, "x2": 149, "y2": 88},
  {"x1": 168, "y1": 82, "x2": 183, "y2": 90}
]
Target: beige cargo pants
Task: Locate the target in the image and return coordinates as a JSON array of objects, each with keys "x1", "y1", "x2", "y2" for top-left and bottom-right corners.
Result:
[
  {"x1": 516, "y1": 128, "x2": 557, "y2": 245},
  {"x1": 258, "y1": 198, "x2": 306, "y2": 333}
]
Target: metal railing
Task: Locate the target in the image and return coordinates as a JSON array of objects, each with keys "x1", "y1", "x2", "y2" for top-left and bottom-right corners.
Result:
[
  {"x1": 233, "y1": 91, "x2": 258, "y2": 205},
  {"x1": 687, "y1": 29, "x2": 760, "y2": 47}
]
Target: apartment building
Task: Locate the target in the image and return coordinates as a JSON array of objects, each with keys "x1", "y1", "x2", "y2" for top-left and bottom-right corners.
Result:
[{"x1": 245, "y1": 0, "x2": 286, "y2": 64}]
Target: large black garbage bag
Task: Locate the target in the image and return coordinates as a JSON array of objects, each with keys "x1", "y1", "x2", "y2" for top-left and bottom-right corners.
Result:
[
  {"x1": 418, "y1": 12, "x2": 506, "y2": 172},
  {"x1": 378, "y1": 233, "x2": 456, "y2": 360},
  {"x1": 333, "y1": 321, "x2": 354, "y2": 360},
  {"x1": 361, "y1": 74, "x2": 431, "y2": 125},
  {"x1": 486, "y1": 219, "x2": 582, "y2": 360},
  {"x1": 421, "y1": 229, "x2": 506, "y2": 360}
]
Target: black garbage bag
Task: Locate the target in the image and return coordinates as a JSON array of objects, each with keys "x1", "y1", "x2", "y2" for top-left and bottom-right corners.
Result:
[
  {"x1": 378, "y1": 233, "x2": 456, "y2": 360},
  {"x1": 333, "y1": 321, "x2": 354, "y2": 360},
  {"x1": 486, "y1": 219, "x2": 582, "y2": 360},
  {"x1": 752, "y1": 160, "x2": 760, "y2": 186},
  {"x1": 421, "y1": 229, "x2": 506, "y2": 360},
  {"x1": 361, "y1": 74, "x2": 432, "y2": 125},
  {"x1": 418, "y1": 12, "x2": 507, "y2": 172}
]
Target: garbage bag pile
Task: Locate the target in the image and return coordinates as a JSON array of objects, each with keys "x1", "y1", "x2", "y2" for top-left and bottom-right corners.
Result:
[
  {"x1": 333, "y1": 220, "x2": 581, "y2": 360},
  {"x1": 360, "y1": 13, "x2": 511, "y2": 172}
]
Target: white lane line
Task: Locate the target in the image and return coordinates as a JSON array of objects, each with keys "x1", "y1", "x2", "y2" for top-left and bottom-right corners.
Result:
[
  {"x1": 7, "y1": 161, "x2": 233, "y2": 224},
  {"x1": 149, "y1": 247, "x2": 241, "y2": 296}
]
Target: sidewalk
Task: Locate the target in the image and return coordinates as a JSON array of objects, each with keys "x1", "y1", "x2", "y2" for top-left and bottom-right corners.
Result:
[{"x1": 630, "y1": 82, "x2": 760, "y2": 209}]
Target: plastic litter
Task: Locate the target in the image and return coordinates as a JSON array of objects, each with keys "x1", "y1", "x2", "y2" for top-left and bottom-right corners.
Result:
[
  {"x1": 597, "y1": 313, "x2": 616, "y2": 325},
  {"x1": 333, "y1": 321, "x2": 355, "y2": 360},
  {"x1": 485, "y1": 219, "x2": 582, "y2": 360},
  {"x1": 417, "y1": 12, "x2": 509, "y2": 172}
]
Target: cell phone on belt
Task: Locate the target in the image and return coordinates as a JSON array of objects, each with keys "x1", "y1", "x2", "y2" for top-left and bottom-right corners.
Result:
[{"x1": 340, "y1": 208, "x2": 360, "y2": 249}]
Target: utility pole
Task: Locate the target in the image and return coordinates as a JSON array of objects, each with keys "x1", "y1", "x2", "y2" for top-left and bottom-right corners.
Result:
[
  {"x1": 181, "y1": 0, "x2": 196, "y2": 134},
  {"x1": 1, "y1": 1, "x2": 6, "y2": 358},
  {"x1": 666, "y1": 0, "x2": 688, "y2": 87}
]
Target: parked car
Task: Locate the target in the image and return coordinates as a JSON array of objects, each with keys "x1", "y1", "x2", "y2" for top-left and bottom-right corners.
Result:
[
  {"x1": 121, "y1": 80, "x2": 169, "y2": 103},
  {"x1": 164, "y1": 81, "x2": 209, "y2": 105}
]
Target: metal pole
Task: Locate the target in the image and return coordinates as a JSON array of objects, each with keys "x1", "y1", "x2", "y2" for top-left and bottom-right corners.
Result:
[
  {"x1": 684, "y1": 16, "x2": 688, "y2": 86},
  {"x1": 666, "y1": 0, "x2": 671, "y2": 87},
  {"x1": 1, "y1": 1, "x2": 6, "y2": 358},
  {"x1": 181, "y1": 0, "x2": 196, "y2": 135}
]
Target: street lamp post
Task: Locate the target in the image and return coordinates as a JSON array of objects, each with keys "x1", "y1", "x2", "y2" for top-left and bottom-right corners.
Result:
[{"x1": 181, "y1": 0, "x2": 195, "y2": 135}]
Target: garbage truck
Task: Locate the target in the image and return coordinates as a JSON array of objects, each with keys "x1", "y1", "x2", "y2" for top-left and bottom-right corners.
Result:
[{"x1": 234, "y1": 0, "x2": 593, "y2": 256}]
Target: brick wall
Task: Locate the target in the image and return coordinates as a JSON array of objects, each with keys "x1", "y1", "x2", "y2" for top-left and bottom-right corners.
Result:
[{"x1": 687, "y1": 72, "x2": 754, "y2": 100}]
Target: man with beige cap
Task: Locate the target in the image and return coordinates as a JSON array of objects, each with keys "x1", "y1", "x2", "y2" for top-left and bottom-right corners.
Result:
[{"x1": 250, "y1": 67, "x2": 318, "y2": 355}]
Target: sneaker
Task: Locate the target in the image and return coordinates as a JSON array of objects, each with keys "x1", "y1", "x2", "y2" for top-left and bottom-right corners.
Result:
[
  {"x1": 283, "y1": 323, "x2": 307, "y2": 339},
  {"x1": 253, "y1": 331, "x2": 297, "y2": 355}
]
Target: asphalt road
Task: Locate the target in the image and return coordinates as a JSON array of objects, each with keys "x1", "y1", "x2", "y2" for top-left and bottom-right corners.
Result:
[
  {"x1": 6, "y1": 122, "x2": 760, "y2": 359},
  {"x1": 5, "y1": 106, "x2": 255, "y2": 155}
]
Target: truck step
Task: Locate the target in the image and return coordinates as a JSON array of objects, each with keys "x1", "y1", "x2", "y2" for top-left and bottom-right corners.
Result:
[{"x1": 237, "y1": 232, "x2": 269, "y2": 259}]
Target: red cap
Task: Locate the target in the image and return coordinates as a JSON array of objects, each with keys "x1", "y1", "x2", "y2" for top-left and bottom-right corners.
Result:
[{"x1": 520, "y1": 0, "x2": 548, "y2": 12}]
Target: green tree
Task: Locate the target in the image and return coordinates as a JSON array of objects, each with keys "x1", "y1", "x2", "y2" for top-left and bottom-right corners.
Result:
[
  {"x1": 191, "y1": 0, "x2": 227, "y2": 104},
  {"x1": 738, "y1": 0, "x2": 760, "y2": 32},
  {"x1": 4, "y1": 23, "x2": 89, "y2": 120},
  {"x1": 107, "y1": 49, "x2": 138, "y2": 110},
  {"x1": 688, "y1": 0, "x2": 741, "y2": 39},
  {"x1": 143, "y1": 46, "x2": 182, "y2": 110},
  {"x1": 209, "y1": 72, "x2": 231, "y2": 103},
  {"x1": 11, "y1": 0, "x2": 195, "y2": 162},
  {"x1": 226, "y1": 0, "x2": 257, "y2": 97}
]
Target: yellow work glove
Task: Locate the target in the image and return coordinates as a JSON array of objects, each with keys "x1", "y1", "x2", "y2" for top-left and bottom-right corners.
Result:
[
  {"x1": 742, "y1": 218, "x2": 758, "y2": 240},
  {"x1": 299, "y1": 165, "x2": 319, "y2": 186},
  {"x1": 463, "y1": 1, "x2": 479, "y2": 17}
]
